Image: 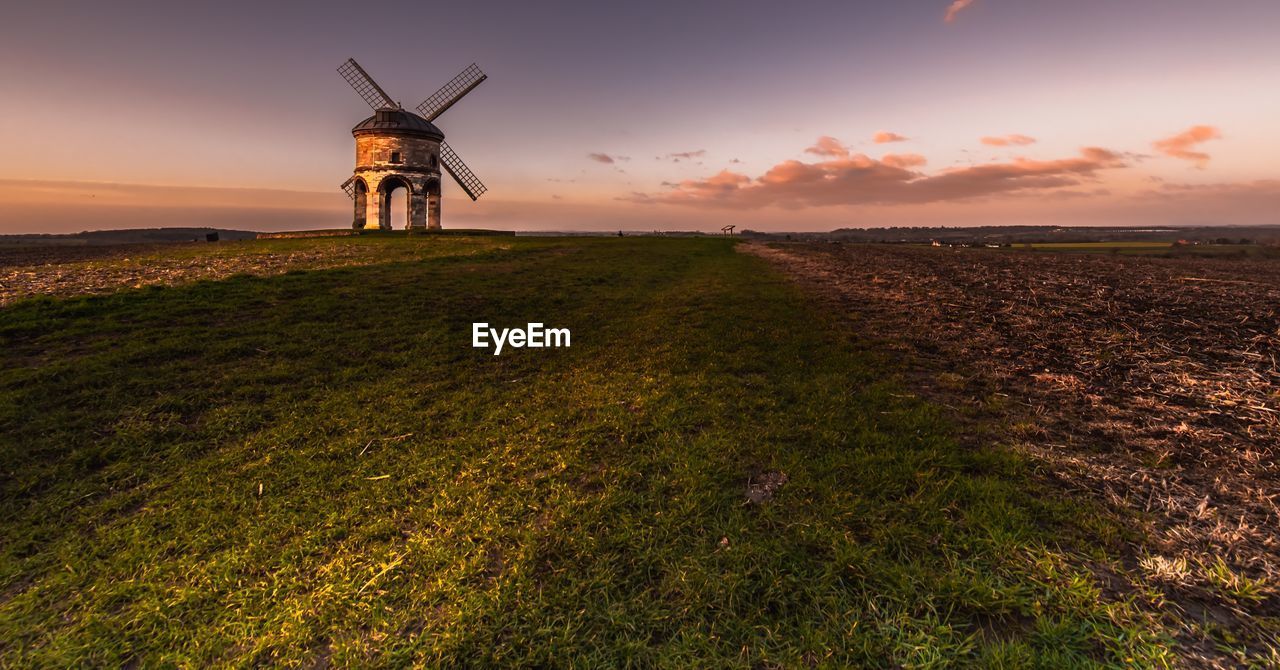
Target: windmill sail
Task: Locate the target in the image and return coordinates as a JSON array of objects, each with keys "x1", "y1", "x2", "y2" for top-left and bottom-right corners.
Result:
[
  {"x1": 440, "y1": 141, "x2": 487, "y2": 200},
  {"x1": 415, "y1": 64, "x2": 487, "y2": 122},
  {"x1": 339, "y1": 177, "x2": 356, "y2": 199},
  {"x1": 338, "y1": 58, "x2": 396, "y2": 109}
]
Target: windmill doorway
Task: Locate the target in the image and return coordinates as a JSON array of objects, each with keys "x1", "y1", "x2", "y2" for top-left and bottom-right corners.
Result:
[{"x1": 378, "y1": 176, "x2": 412, "y2": 230}]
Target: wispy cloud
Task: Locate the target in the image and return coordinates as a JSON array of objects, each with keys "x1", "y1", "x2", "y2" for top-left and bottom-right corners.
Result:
[
  {"x1": 1139, "y1": 179, "x2": 1280, "y2": 208},
  {"x1": 1152, "y1": 125, "x2": 1222, "y2": 168},
  {"x1": 627, "y1": 140, "x2": 1126, "y2": 208},
  {"x1": 657, "y1": 150, "x2": 707, "y2": 162},
  {"x1": 945, "y1": 0, "x2": 975, "y2": 23},
  {"x1": 873, "y1": 131, "x2": 909, "y2": 144},
  {"x1": 587, "y1": 153, "x2": 630, "y2": 164},
  {"x1": 981, "y1": 134, "x2": 1037, "y2": 147}
]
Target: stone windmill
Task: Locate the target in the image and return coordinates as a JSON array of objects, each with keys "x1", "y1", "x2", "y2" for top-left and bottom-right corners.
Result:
[{"x1": 337, "y1": 58, "x2": 489, "y2": 230}]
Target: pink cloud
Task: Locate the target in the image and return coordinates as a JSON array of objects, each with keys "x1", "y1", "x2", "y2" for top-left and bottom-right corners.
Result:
[
  {"x1": 981, "y1": 134, "x2": 1037, "y2": 147},
  {"x1": 873, "y1": 131, "x2": 909, "y2": 144},
  {"x1": 1152, "y1": 125, "x2": 1222, "y2": 168},
  {"x1": 630, "y1": 143, "x2": 1126, "y2": 209},
  {"x1": 805, "y1": 136, "x2": 850, "y2": 157},
  {"x1": 945, "y1": 0, "x2": 975, "y2": 23},
  {"x1": 883, "y1": 153, "x2": 928, "y2": 169}
]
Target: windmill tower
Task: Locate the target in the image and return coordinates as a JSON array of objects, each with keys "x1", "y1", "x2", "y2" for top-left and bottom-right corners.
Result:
[{"x1": 337, "y1": 58, "x2": 489, "y2": 230}]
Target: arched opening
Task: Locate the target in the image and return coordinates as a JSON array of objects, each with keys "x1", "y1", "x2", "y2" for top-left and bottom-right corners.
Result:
[
  {"x1": 378, "y1": 177, "x2": 412, "y2": 230},
  {"x1": 352, "y1": 178, "x2": 368, "y2": 229},
  {"x1": 389, "y1": 185, "x2": 408, "y2": 230}
]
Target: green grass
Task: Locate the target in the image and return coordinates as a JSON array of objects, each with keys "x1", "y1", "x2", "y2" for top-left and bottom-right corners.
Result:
[{"x1": 1, "y1": 237, "x2": 1169, "y2": 667}]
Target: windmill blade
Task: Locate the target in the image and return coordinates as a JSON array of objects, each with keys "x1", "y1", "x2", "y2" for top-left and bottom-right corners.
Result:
[
  {"x1": 338, "y1": 58, "x2": 395, "y2": 109},
  {"x1": 415, "y1": 64, "x2": 487, "y2": 122},
  {"x1": 340, "y1": 177, "x2": 356, "y2": 200},
  {"x1": 439, "y1": 141, "x2": 487, "y2": 200}
]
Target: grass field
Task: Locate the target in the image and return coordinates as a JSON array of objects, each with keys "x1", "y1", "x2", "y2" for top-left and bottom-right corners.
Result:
[
  {"x1": 1, "y1": 237, "x2": 1174, "y2": 666},
  {"x1": 1020, "y1": 242, "x2": 1174, "y2": 254}
]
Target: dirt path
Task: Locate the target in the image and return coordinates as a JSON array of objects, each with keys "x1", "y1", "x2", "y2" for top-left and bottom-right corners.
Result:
[{"x1": 744, "y1": 241, "x2": 1279, "y2": 666}]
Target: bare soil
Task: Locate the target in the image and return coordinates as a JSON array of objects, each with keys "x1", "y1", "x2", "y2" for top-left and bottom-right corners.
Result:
[{"x1": 745, "y1": 241, "x2": 1280, "y2": 665}]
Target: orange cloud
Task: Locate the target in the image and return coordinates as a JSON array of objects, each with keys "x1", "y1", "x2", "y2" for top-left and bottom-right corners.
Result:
[
  {"x1": 1152, "y1": 125, "x2": 1222, "y2": 168},
  {"x1": 805, "y1": 136, "x2": 850, "y2": 157},
  {"x1": 630, "y1": 144, "x2": 1125, "y2": 209},
  {"x1": 981, "y1": 134, "x2": 1037, "y2": 147},
  {"x1": 945, "y1": 0, "x2": 975, "y2": 23},
  {"x1": 873, "y1": 131, "x2": 909, "y2": 144},
  {"x1": 883, "y1": 153, "x2": 928, "y2": 169},
  {"x1": 645, "y1": 169, "x2": 751, "y2": 203}
]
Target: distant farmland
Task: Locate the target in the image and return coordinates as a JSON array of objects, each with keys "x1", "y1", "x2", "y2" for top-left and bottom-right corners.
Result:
[{"x1": 1013, "y1": 241, "x2": 1276, "y2": 257}]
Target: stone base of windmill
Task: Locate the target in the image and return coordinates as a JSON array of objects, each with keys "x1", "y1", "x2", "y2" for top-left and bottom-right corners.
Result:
[{"x1": 349, "y1": 169, "x2": 443, "y2": 231}]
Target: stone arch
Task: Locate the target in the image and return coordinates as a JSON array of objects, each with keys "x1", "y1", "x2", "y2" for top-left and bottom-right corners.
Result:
[
  {"x1": 377, "y1": 175, "x2": 414, "y2": 230},
  {"x1": 351, "y1": 177, "x2": 369, "y2": 230}
]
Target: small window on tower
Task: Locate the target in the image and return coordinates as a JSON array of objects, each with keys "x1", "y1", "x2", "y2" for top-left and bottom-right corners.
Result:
[{"x1": 390, "y1": 151, "x2": 402, "y2": 164}]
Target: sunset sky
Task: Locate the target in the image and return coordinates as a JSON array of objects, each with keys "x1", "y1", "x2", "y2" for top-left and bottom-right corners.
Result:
[{"x1": 1, "y1": 0, "x2": 1278, "y2": 233}]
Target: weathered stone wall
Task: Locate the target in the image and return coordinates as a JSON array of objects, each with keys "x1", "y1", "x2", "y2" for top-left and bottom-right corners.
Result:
[
  {"x1": 350, "y1": 132, "x2": 442, "y2": 230},
  {"x1": 353, "y1": 170, "x2": 442, "y2": 230},
  {"x1": 355, "y1": 135, "x2": 440, "y2": 170}
]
